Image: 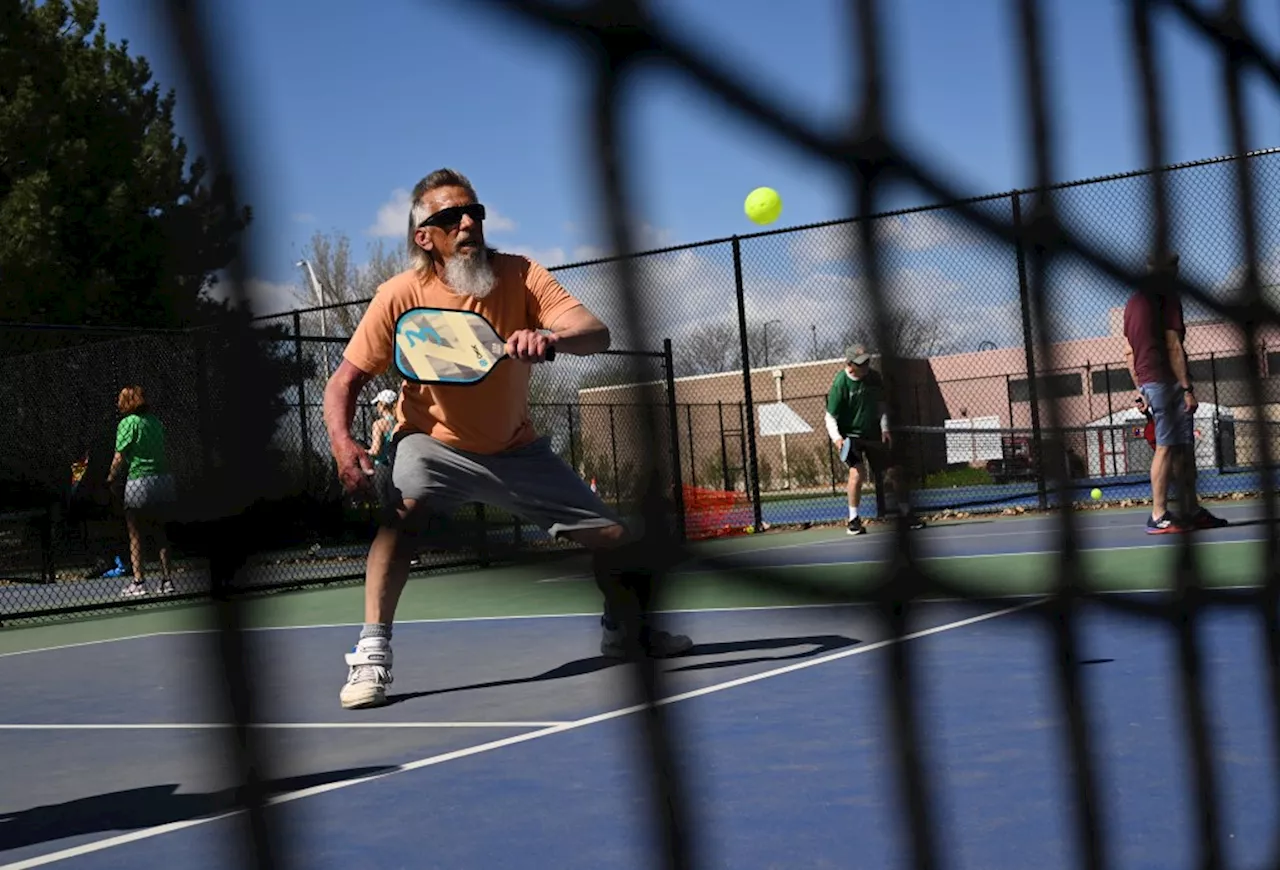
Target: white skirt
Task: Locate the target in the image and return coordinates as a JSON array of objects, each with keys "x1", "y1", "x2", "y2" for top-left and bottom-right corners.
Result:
[{"x1": 123, "y1": 473, "x2": 177, "y2": 512}]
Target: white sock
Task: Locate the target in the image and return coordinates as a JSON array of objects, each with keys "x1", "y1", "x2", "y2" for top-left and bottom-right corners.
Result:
[{"x1": 848, "y1": 506, "x2": 858, "y2": 520}]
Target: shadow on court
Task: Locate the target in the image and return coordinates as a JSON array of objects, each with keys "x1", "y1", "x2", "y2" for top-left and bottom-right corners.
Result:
[
  {"x1": 1215, "y1": 517, "x2": 1280, "y2": 529},
  {"x1": 0, "y1": 766, "x2": 396, "y2": 853},
  {"x1": 383, "y1": 634, "x2": 859, "y2": 706}
]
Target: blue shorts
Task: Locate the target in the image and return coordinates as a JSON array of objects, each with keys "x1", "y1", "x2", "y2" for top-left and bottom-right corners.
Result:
[{"x1": 1139, "y1": 382, "x2": 1194, "y2": 447}]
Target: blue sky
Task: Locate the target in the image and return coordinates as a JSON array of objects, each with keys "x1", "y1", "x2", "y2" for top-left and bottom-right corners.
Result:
[{"x1": 94, "y1": 0, "x2": 1280, "y2": 348}]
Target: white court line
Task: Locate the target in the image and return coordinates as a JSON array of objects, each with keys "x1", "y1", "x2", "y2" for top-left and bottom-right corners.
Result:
[
  {"x1": 538, "y1": 534, "x2": 1262, "y2": 580},
  {"x1": 0, "y1": 599, "x2": 1039, "y2": 870},
  {"x1": 536, "y1": 513, "x2": 1267, "y2": 582},
  {"x1": 0, "y1": 721, "x2": 566, "y2": 731},
  {"x1": 0, "y1": 535, "x2": 1265, "y2": 660}
]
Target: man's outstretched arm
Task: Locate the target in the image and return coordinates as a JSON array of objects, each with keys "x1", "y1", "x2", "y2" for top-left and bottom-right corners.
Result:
[
  {"x1": 547, "y1": 304, "x2": 611, "y2": 356},
  {"x1": 325, "y1": 360, "x2": 377, "y2": 492}
]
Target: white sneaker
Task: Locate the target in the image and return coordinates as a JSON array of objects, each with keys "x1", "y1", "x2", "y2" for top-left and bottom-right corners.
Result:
[{"x1": 340, "y1": 637, "x2": 393, "y2": 709}]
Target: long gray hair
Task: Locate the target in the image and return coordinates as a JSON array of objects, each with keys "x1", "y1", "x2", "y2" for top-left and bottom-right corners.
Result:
[{"x1": 406, "y1": 168, "x2": 478, "y2": 274}]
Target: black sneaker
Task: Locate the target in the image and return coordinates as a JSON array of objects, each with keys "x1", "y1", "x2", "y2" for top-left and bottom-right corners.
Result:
[
  {"x1": 1188, "y1": 507, "x2": 1229, "y2": 530},
  {"x1": 601, "y1": 619, "x2": 693, "y2": 659},
  {"x1": 846, "y1": 517, "x2": 866, "y2": 536}
]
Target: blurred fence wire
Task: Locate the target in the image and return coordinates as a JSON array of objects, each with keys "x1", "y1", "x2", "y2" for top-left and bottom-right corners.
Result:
[{"x1": 3, "y1": 0, "x2": 1280, "y2": 867}]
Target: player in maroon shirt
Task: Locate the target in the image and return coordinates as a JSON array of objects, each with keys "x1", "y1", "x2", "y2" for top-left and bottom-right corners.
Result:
[{"x1": 1122, "y1": 251, "x2": 1227, "y2": 534}]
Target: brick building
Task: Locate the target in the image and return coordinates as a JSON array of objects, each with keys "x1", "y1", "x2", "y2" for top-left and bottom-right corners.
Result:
[{"x1": 576, "y1": 311, "x2": 1280, "y2": 495}]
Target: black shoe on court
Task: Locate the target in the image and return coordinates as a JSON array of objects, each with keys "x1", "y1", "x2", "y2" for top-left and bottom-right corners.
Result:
[{"x1": 600, "y1": 618, "x2": 693, "y2": 659}]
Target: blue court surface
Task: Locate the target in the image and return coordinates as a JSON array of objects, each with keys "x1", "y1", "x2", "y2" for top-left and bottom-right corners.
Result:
[{"x1": 1, "y1": 504, "x2": 1277, "y2": 869}]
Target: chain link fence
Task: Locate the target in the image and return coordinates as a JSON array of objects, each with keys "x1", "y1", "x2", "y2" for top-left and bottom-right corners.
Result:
[
  {"x1": 8, "y1": 149, "x2": 1280, "y2": 622},
  {"x1": 6, "y1": 0, "x2": 1280, "y2": 868},
  {"x1": 0, "y1": 318, "x2": 682, "y2": 624},
  {"x1": 504, "y1": 148, "x2": 1280, "y2": 530}
]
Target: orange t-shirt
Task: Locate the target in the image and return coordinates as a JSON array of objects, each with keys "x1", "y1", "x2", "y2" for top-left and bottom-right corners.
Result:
[{"x1": 342, "y1": 253, "x2": 585, "y2": 455}]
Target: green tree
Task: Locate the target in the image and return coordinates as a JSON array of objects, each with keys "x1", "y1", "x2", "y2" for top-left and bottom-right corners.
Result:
[
  {"x1": 0, "y1": 0, "x2": 250, "y2": 327},
  {"x1": 0, "y1": 2, "x2": 321, "y2": 545}
]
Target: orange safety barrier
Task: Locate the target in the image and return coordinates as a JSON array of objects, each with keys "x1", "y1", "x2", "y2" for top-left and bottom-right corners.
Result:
[{"x1": 681, "y1": 485, "x2": 754, "y2": 540}]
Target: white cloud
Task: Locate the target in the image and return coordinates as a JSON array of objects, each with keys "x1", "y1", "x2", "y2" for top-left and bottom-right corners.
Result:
[
  {"x1": 367, "y1": 189, "x2": 412, "y2": 238},
  {"x1": 246, "y1": 279, "x2": 309, "y2": 317},
  {"x1": 508, "y1": 246, "x2": 570, "y2": 267},
  {"x1": 542, "y1": 230, "x2": 1026, "y2": 366},
  {"x1": 485, "y1": 207, "x2": 516, "y2": 232},
  {"x1": 366, "y1": 188, "x2": 409, "y2": 237},
  {"x1": 1215, "y1": 252, "x2": 1280, "y2": 304},
  {"x1": 789, "y1": 211, "x2": 986, "y2": 269},
  {"x1": 503, "y1": 224, "x2": 672, "y2": 269},
  {"x1": 570, "y1": 245, "x2": 608, "y2": 262},
  {"x1": 202, "y1": 277, "x2": 305, "y2": 317}
]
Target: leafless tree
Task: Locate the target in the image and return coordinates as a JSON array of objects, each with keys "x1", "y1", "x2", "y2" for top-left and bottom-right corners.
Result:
[
  {"x1": 292, "y1": 231, "x2": 411, "y2": 339},
  {"x1": 833, "y1": 308, "x2": 947, "y2": 359},
  {"x1": 672, "y1": 321, "x2": 796, "y2": 376},
  {"x1": 290, "y1": 231, "x2": 412, "y2": 415}
]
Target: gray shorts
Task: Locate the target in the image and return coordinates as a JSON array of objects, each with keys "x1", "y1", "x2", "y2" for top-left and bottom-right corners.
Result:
[
  {"x1": 386, "y1": 433, "x2": 623, "y2": 539},
  {"x1": 123, "y1": 473, "x2": 177, "y2": 514},
  {"x1": 1140, "y1": 381, "x2": 1195, "y2": 447}
]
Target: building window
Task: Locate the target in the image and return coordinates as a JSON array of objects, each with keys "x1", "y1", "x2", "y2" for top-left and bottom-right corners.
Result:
[
  {"x1": 1008, "y1": 372, "x2": 1083, "y2": 403},
  {"x1": 1089, "y1": 368, "x2": 1134, "y2": 396},
  {"x1": 1188, "y1": 354, "x2": 1252, "y2": 382}
]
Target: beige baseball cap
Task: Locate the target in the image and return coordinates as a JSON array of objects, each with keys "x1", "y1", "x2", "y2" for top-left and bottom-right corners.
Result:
[{"x1": 845, "y1": 344, "x2": 872, "y2": 365}]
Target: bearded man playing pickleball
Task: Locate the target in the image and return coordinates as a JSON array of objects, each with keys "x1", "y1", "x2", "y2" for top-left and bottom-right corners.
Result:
[
  {"x1": 824, "y1": 344, "x2": 926, "y2": 536},
  {"x1": 323, "y1": 168, "x2": 692, "y2": 710}
]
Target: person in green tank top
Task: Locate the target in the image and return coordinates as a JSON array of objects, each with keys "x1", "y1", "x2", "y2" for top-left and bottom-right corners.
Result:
[
  {"x1": 106, "y1": 386, "x2": 176, "y2": 598},
  {"x1": 824, "y1": 344, "x2": 925, "y2": 536}
]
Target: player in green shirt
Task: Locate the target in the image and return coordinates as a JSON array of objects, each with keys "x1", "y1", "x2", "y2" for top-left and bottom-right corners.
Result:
[
  {"x1": 106, "y1": 386, "x2": 176, "y2": 597},
  {"x1": 824, "y1": 344, "x2": 926, "y2": 535}
]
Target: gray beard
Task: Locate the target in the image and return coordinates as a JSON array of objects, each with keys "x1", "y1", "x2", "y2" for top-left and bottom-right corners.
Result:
[{"x1": 444, "y1": 249, "x2": 497, "y2": 298}]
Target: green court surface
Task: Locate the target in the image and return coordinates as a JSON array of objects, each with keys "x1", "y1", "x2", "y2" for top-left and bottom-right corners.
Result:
[{"x1": 0, "y1": 503, "x2": 1269, "y2": 657}]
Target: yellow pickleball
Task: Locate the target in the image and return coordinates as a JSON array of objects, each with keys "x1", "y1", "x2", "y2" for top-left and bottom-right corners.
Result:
[{"x1": 744, "y1": 187, "x2": 782, "y2": 225}]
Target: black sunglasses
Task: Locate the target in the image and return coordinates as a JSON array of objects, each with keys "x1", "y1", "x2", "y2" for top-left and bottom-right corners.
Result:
[{"x1": 417, "y1": 203, "x2": 485, "y2": 230}]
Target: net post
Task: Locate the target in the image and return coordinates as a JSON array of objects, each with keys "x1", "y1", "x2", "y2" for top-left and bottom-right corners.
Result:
[
  {"x1": 1210, "y1": 351, "x2": 1223, "y2": 473},
  {"x1": 828, "y1": 439, "x2": 838, "y2": 495},
  {"x1": 717, "y1": 400, "x2": 731, "y2": 492},
  {"x1": 292, "y1": 310, "x2": 312, "y2": 488},
  {"x1": 474, "y1": 502, "x2": 490, "y2": 567},
  {"x1": 566, "y1": 404, "x2": 579, "y2": 471},
  {"x1": 684, "y1": 404, "x2": 696, "y2": 487},
  {"x1": 732, "y1": 236, "x2": 766, "y2": 532},
  {"x1": 608, "y1": 404, "x2": 621, "y2": 511},
  {"x1": 192, "y1": 333, "x2": 215, "y2": 482},
  {"x1": 1005, "y1": 371, "x2": 1016, "y2": 431},
  {"x1": 1104, "y1": 362, "x2": 1116, "y2": 477},
  {"x1": 663, "y1": 338, "x2": 687, "y2": 543},
  {"x1": 1012, "y1": 190, "x2": 1049, "y2": 510}
]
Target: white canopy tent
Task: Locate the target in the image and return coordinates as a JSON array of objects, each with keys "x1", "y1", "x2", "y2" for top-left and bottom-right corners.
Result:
[{"x1": 1083, "y1": 403, "x2": 1235, "y2": 476}]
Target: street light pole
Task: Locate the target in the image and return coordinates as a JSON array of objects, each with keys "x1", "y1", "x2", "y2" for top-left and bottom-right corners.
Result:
[
  {"x1": 296, "y1": 259, "x2": 330, "y2": 375},
  {"x1": 763, "y1": 319, "x2": 782, "y2": 367}
]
